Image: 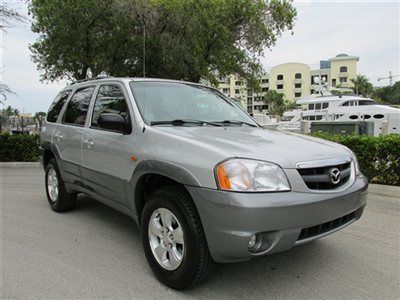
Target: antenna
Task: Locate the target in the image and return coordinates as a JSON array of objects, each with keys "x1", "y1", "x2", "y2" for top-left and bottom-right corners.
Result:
[{"x1": 143, "y1": 24, "x2": 146, "y2": 78}]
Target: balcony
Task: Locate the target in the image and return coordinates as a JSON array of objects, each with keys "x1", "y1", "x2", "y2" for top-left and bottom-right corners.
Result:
[{"x1": 294, "y1": 78, "x2": 302, "y2": 84}]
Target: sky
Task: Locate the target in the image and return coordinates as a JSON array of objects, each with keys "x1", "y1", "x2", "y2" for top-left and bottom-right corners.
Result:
[{"x1": 1, "y1": 0, "x2": 399, "y2": 114}]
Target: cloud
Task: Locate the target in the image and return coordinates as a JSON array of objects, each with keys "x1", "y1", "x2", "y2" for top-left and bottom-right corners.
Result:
[{"x1": 260, "y1": 1, "x2": 399, "y2": 86}]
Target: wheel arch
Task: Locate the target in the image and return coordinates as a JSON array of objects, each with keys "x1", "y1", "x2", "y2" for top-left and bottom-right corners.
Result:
[{"x1": 129, "y1": 160, "x2": 201, "y2": 223}]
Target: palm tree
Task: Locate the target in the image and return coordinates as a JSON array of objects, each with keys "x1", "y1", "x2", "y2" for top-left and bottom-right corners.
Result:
[
  {"x1": 351, "y1": 74, "x2": 373, "y2": 97},
  {"x1": 264, "y1": 90, "x2": 286, "y2": 117}
]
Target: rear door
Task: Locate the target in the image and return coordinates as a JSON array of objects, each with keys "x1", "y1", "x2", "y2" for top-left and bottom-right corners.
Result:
[
  {"x1": 81, "y1": 83, "x2": 135, "y2": 205},
  {"x1": 53, "y1": 85, "x2": 95, "y2": 185}
]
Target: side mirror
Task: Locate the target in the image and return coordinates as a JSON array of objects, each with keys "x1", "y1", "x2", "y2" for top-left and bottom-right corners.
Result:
[{"x1": 97, "y1": 113, "x2": 130, "y2": 133}]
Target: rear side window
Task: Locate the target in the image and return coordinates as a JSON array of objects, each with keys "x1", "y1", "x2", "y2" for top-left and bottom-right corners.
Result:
[
  {"x1": 91, "y1": 85, "x2": 130, "y2": 128},
  {"x1": 63, "y1": 86, "x2": 95, "y2": 126},
  {"x1": 47, "y1": 90, "x2": 71, "y2": 123}
]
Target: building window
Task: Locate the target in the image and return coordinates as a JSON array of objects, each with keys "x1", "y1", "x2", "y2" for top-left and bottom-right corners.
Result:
[
  {"x1": 262, "y1": 87, "x2": 269, "y2": 92},
  {"x1": 277, "y1": 74, "x2": 284, "y2": 80},
  {"x1": 340, "y1": 77, "x2": 347, "y2": 83},
  {"x1": 222, "y1": 88, "x2": 229, "y2": 94},
  {"x1": 332, "y1": 79, "x2": 337, "y2": 87},
  {"x1": 277, "y1": 84, "x2": 283, "y2": 89},
  {"x1": 261, "y1": 79, "x2": 269, "y2": 84},
  {"x1": 247, "y1": 89, "x2": 253, "y2": 96},
  {"x1": 235, "y1": 81, "x2": 241, "y2": 86},
  {"x1": 295, "y1": 92, "x2": 301, "y2": 98},
  {"x1": 235, "y1": 89, "x2": 240, "y2": 94},
  {"x1": 295, "y1": 73, "x2": 302, "y2": 79},
  {"x1": 308, "y1": 103, "x2": 314, "y2": 110},
  {"x1": 315, "y1": 103, "x2": 321, "y2": 110},
  {"x1": 295, "y1": 83, "x2": 301, "y2": 88},
  {"x1": 247, "y1": 97, "x2": 253, "y2": 104},
  {"x1": 340, "y1": 66, "x2": 347, "y2": 72}
]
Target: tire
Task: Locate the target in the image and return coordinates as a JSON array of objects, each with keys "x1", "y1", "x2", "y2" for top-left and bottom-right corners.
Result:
[
  {"x1": 45, "y1": 158, "x2": 77, "y2": 212},
  {"x1": 141, "y1": 185, "x2": 215, "y2": 290}
]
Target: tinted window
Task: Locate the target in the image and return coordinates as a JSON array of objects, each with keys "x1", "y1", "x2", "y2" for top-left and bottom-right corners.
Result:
[
  {"x1": 47, "y1": 90, "x2": 71, "y2": 122},
  {"x1": 322, "y1": 103, "x2": 329, "y2": 109},
  {"x1": 91, "y1": 85, "x2": 130, "y2": 128},
  {"x1": 129, "y1": 81, "x2": 256, "y2": 125},
  {"x1": 349, "y1": 115, "x2": 358, "y2": 120},
  {"x1": 64, "y1": 86, "x2": 94, "y2": 125},
  {"x1": 315, "y1": 103, "x2": 321, "y2": 109},
  {"x1": 374, "y1": 114, "x2": 384, "y2": 119},
  {"x1": 363, "y1": 115, "x2": 371, "y2": 119}
]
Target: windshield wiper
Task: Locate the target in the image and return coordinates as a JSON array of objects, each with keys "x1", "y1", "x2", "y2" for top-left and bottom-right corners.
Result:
[
  {"x1": 150, "y1": 119, "x2": 222, "y2": 126},
  {"x1": 214, "y1": 120, "x2": 258, "y2": 127}
]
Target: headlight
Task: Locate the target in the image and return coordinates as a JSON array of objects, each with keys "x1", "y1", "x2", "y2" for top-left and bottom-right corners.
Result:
[
  {"x1": 215, "y1": 158, "x2": 291, "y2": 192},
  {"x1": 349, "y1": 150, "x2": 360, "y2": 175}
]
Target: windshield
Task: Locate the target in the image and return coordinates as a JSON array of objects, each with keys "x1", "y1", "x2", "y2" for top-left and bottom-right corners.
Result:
[{"x1": 129, "y1": 81, "x2": 257, "y2": 126}]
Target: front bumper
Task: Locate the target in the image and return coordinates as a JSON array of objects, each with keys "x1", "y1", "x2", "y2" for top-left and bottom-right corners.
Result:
[{"x1": 186, "y1": 174, "x2": 368, "y2": 263}]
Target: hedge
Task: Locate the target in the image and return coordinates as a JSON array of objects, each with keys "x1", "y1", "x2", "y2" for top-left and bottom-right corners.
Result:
[
  {"x1": 0, "y1": 133, "x2": 41, "y2": 162},
  {"x1": 312, "y1": 133, "x2": 400, "y2": 186}
]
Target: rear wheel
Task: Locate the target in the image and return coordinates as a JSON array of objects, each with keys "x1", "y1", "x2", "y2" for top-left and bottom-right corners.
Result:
[
  {"x1": 141, "y1": 185, "x2": 215, "y2": 290},
  {"x1": 45, "y1": 158, "x2": 76, "y2": 212}
]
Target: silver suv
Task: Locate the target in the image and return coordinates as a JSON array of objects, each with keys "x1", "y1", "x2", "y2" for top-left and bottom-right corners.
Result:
[{"x1": 41, "y1": 77, "x2": 368, "y2": 289}]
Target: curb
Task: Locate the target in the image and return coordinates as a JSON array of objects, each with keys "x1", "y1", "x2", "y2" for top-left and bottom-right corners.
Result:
[{"x1": 0, "y1": 162, "x2": 41, "y2": 168}]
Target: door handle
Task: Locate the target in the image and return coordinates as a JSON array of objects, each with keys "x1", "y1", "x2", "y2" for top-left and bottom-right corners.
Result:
[
  {"x1": 83, "y1": 139, "x2": 95, "y2": 149},
  {"x1": 54, "y1": 133, "x2": 63, "y2": 141}
]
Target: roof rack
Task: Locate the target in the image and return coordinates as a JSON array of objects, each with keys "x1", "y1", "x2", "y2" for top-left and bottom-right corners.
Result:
[{"x1": 70, "y1": 76, "x2": 114, "y2": 85}]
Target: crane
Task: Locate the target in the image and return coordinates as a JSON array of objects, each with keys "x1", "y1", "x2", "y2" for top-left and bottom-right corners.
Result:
[{"x1": 377, "y1": 71, "x2": 400, "y2": 86}]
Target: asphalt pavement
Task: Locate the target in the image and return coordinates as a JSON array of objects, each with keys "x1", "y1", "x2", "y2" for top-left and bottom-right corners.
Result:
[{"x1": 1, "y1": 164, "x2": 399, "y2": 299}]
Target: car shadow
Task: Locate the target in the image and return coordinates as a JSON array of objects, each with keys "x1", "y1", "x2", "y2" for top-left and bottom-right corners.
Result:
[{"x1": 73, "y1": 194, "x2": 337, "y2": 296}]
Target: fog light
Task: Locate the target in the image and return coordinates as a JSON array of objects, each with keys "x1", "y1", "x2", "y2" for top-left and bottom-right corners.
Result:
[{"x1": 248, "y1": 234, "x2": 261, "y2": 252}]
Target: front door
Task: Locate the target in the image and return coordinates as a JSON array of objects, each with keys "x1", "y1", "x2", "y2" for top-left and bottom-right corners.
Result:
[{"x1": 81, "y1": 83, "x2": 135, "y2": 205}]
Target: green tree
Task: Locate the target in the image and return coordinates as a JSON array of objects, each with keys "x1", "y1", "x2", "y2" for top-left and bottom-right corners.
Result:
[
  {"x1": 351, "y1": 74, "x2": 373, "y2": 97},
  {"x1": 29, "y1": 0, "x2": 296, "y2": 84},
  {"x1": 265, "y1": 90, "x2": 287, "y2": 116},
  {"x1": 372, "y1": 81, "x2": 400, "y2": 105}
]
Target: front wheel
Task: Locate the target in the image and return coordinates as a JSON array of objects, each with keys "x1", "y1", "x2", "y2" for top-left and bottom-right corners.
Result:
[{"x1": 141, "y1": 186, "x2": 214, "y2": 290}]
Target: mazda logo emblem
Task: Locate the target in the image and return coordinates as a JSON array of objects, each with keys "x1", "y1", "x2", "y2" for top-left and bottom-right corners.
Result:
[{"x1": 329, "y1": 168, "x2": 341, "y2": 185}]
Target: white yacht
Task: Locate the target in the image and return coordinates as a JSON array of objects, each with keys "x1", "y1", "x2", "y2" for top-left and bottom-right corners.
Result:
[{"x1": 280, "y1": 81, "x2": 400, "y2": 136}]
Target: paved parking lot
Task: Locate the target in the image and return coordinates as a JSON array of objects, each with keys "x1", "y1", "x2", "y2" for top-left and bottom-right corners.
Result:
[{"x1": 1, "y1": 165, "x2": 399, "y2": 299}]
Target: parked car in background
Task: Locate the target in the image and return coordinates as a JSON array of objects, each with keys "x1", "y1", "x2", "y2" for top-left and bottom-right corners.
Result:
[{"x1": 40, "y1": 77, "x2": 368, "y2": 289}]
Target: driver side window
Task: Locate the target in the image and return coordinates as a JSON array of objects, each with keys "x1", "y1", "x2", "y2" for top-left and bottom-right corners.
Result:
[{"x1": 91, "y1": 84, "x2": 131, "y2": 129}]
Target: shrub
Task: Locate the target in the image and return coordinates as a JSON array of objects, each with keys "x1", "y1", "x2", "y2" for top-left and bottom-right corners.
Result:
[
  {"x1": 312, "y1": 133, "x2": 400, "y2": 186},
  {"x1": 0, "y1": 133, "x2": 41, "y2": 162}
]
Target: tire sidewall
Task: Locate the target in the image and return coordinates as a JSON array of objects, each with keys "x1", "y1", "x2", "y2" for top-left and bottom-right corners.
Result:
[
  {"x1": 141, "y1": 189, "x2": 202, "y2": 289},
  {"x1": 45, "y1": 159, "x2": 61, "y2": 209}
]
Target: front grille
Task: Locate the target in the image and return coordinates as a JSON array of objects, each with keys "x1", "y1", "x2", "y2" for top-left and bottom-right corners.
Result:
[
  {"x1": 298, "y1": 162, "x2": 351, "y2": 190},
  {"x1": 297, "y1": 210, "x2": 357, "y2": 241}
]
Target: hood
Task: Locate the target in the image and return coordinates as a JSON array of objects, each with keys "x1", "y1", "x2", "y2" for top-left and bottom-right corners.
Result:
[{"x1": 152, "y1": 126, "x2": 351, "y2": 168}]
